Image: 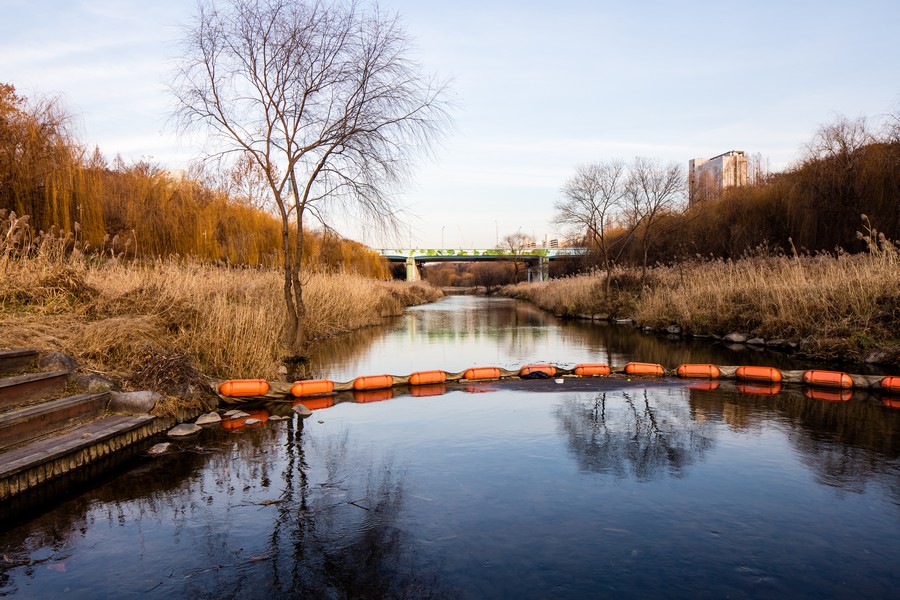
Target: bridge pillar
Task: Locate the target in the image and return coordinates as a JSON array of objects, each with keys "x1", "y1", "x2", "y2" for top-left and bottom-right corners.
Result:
[
  {"x1": 539, "y1": 256, "x2": 549, "y2": 281},
  {"x1": 405, "y1": 257, "x2": 420, "y2": 282}
]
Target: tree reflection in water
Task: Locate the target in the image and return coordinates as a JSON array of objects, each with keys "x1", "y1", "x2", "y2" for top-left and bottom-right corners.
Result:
[{"x1": 556, "y1": 388, "x2": 716, "y2": 480}]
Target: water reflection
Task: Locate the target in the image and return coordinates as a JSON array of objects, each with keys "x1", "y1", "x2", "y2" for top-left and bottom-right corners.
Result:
[
  {"x1": 305, "y1": 296, "x2": 872, "y2": 382},
  {"x1": 556, "y1": 388, "x2": 715, "y2": 480}
]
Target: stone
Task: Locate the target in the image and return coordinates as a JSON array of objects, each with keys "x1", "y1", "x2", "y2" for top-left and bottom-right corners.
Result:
[
  {"x1": 167, "y1": 423, "x2": 202, "y2": 437},
  {"x1": 268, "y1": 415, "x2": 289, "y2": 421},
  {"x1": 38, "y1": 352, "x2": 78, "y2": 372},
  {"x1": 148, "y1": 442, "x2": 172, "y2": 455},
  {"x1": 746, "y1": 337, "x2": 766, "y2": 346},
  {"x1": 292, "y1": 404, "x2": 313, "y2": 418},
  {"x1": 223, "y1": 409, "x2": 248, "y2": 418},
  {"x1": 666, "y1": 325, "x2": 682, "y2": 335},
  {"x1": 766, "y1": 339, "x2": 786, "y2": 347},
  {"x1": 75, "y1": 373, "x2": 120, "y2": 393},
  {"x1": 195, "y1": 412, "x2": 222, "y2": 425},
  {"x1": 109, "y1": 391, "x2": 163, "y2": 415},
  {"x1": 615, "y1": 318, "x2": 635, "y2": 325},
  {"x1": 723, "y1": 333, "x2": 747, "y2": 344},
  {"x1": 244, "y1": 418, "x2": 261, "y2": 425}
]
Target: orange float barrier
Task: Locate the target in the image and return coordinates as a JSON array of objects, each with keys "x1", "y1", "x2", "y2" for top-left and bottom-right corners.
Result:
[
  {"x1": 881, "y1": 377, "x2": 900, "y2": 393},
  {"x1": 222, "y1": 409, "x2": 269, "y2": 429},
  {"x1": 292, "y1": 397, "x2": 334, "y2": 411},
  {"x1": 219, "y1": 379, "x2": 269, "y2": 397},
  {"x1": 520, "y1": 364, "x2": 557, "y2": 377},
  {"x1": 737, "y1": 382, "x2": 782, "y2": 396},
  {"x1": 574, "y1": 363, "x2": 611, "y2": 377},
  {"x1": 624, "y1": 362, "x2": 665, "y2": 377},
  {"x1": 409, "y1": 370, "x2": 447, "y2": 386},
  {"x1": 410, "y1": 384, "x2": 447, "y2": 398},
  {"x1": 464, "y1": 367, "x2": 502, "y2": 380},
  {"x1": 353, "y1": 389, "x2": 394, "y2": 403},
  {"x1": 686, "y1": 381, "x2": 720, "y2": 391},
  {"x1": 735, "y1": 366, "x2": 782, "y2": 383},
  {"x1": 804, "y1": 388, "x2": 852, "y2": 402},
  {"x1": 291, "y1": 379, "x2": 334, "y2": 397},
  {"x1": 676, "y1": 364, "x2": 720, "y2": 379},
  {"x1": 353, "y1": 374, "x2": 394, "y2": 390},
  {"x1": 802, "y1": 370, "x2": 853, "y2": 389}
]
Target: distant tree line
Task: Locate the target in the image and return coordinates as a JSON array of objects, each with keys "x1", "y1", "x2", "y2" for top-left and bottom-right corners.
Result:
[
  {"x1": 0, "y1": 83, "x2": 389, "y2": 277},
  {"x1": 553, "y1": 114, "x2": 900, "y2": 283}
]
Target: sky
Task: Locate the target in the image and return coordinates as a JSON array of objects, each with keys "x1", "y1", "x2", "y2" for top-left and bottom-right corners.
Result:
[{"x1": 2, "y1": 0, "x2": 898, "y2": 249}]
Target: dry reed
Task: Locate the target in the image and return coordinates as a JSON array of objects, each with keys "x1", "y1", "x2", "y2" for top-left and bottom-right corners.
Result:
[
  {"x1": 503, "y1": 240, "x2": 899, "y2": 365},
  {"x1": 1, "y1": 211, "x2": 442, "y2": 382}
]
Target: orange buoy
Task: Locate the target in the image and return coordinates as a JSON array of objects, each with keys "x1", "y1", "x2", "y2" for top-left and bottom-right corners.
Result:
[
  {"x1": 574, "y1": 363, "x2": 611, "y2": 377},
  {"x1": 464, "y1": 367, "x2": 501, "y2": 380},
  {"x1": 520, "y1": 364, "x2": 557, "y2": 377},
  {"x1": 353, "y1": 389, "x2": 394, "y2": 403},
  {"x1": 353, "y1": 374, "x2": 394, "y2": 390},
  {"x1": 802, "y1": 370, "x2": 852, "y2": 389},
  {"x1": 676, "y1": 364, "x2": 720, "y2": 379},
  {"x1": 686, "y1": 381, "x2": 720, "y2": 391},
  {"x1": 219, "y1": 379, "x2": 269, "y2": 397},
  {"x1": 292, "y1": 397, "x2": 334, "y2": 411},
  {"x1": 737, "y1": 382, "x2": 782, "y2": 395},
  {"x1": 291, "y1": 379, "x2": 334, "y2": 397},
  {"x1": 409, "y1": 370, "x2": 447, "y2": 386},
  {"x1": 222, "y1": 409, "x2": 269, "y2": 429},
  {"x1": 880, "y1": 377, "x2": 900, "y2": 393},
  {"x1": 410, "y1": 383, "x2": 447, "y2": 398},
  {"x1": 624, "y1": 362, "x2": 665, "y2": 377},
  {"x1": 804, "y1": 388, "x2": 852, "y2": 402},
  {"x1": 735, "y1": 366, "x2": 782, "y2": 383}
]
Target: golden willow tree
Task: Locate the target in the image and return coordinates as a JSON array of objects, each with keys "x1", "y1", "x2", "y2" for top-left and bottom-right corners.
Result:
[{"x1": 171, "y1": 0, "x2": 451, "y2": 354}]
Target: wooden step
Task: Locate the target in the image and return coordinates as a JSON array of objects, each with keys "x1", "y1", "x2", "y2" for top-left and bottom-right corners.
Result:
[
  {"x1": 0, "y1": 392, "x2": 110, "y2": 451},
  {"x1": 0, "y1": 349, "x2": 38, "y2": 375},
  {"x1": 0, "y1": 413, "x2": 165, "y2": 501},
  {"x1": 0, "y1": 370, "x2": 70, "y2": 410}
]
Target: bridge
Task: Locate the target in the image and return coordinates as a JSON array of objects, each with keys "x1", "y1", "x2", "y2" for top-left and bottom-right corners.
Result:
[{"x1": 375, "y1": 248, "x2": 587, "y2": 282}]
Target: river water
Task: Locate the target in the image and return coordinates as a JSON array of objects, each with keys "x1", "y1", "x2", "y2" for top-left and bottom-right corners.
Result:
[{"x1": 1, "y1": 296, "x2": 898, "y2": 599}]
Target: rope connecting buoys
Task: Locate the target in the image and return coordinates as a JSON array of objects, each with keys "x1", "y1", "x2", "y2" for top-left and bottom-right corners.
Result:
[{"x1": 802, "y1": 370, "x2": 853, "y2": 389}]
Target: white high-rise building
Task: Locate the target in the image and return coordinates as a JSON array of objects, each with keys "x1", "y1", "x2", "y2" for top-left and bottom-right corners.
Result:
[{"x1": 689, "y1": 150, "x2": 748, "y2": 203}]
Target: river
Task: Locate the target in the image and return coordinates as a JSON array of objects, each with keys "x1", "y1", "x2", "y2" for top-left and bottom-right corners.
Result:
[{"x1": 0, "y1": 296, "x2": 898, "y2": 599}]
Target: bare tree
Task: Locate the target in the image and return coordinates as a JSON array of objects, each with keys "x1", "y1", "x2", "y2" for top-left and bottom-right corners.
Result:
[
  {"x1": 500, "y1": 231, "x2": 531, "y2": 283},
  {"x1": 171, "y1": 0, "x2": 452, "y2": 353},
  {"x1": 553, "y1": 160, "x2": 627, "y2": 298},
  {"x1": 625, "y1": 157, "x2": 686, "y2": 285}
]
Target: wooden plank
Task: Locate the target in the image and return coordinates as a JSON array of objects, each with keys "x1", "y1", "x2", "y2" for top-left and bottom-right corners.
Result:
[
  {"x1": 0, "y1": 370, "x2": 70, "y2": 408},
  {"x1": 0, "y1": 414, "x2": 157, "y2": 480},
  {"x1": 0, "y1": 392, "x2": 110, "y2": 450},
  {"x1": 0, "y1": 349, "x2": 38, "y2": 375}
]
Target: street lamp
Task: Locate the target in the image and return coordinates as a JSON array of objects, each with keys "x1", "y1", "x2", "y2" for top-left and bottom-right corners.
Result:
[
  {"x1": 495, "y1": 220, "x2": 498, "y2": 246},
  {"x1": 441, "y1": 225, "x2": 445, "y2": 249}
]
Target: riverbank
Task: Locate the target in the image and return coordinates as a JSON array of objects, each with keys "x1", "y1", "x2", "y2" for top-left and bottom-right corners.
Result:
[
  {"x1": 0, "y1": 254, "x2": 442, "y2": 389},
  {"x1": 501, "y1": 250, "x2": 899, "y2": 368}
]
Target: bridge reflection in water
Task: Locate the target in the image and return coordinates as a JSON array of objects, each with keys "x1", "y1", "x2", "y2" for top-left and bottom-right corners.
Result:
[{"x1": 375, "y1": 247, "x2": 587, "y2": 281}]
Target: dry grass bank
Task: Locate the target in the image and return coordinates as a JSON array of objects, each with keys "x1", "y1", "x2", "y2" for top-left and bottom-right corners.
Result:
[
  {"x1": 503, "y1": 244, "x2": 899, "y2": 366},
  {"x1": 0, "y1": 217, "x2": 441, "y2": 384}
]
